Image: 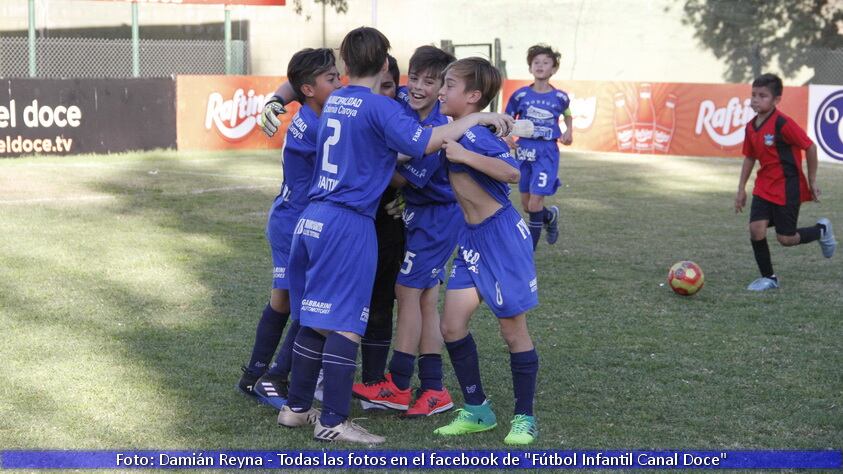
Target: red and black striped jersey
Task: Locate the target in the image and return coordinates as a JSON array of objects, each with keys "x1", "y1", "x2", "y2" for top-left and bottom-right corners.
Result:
[{"x1": 743, "y1": 108, "x2": 814, "y2": 206}]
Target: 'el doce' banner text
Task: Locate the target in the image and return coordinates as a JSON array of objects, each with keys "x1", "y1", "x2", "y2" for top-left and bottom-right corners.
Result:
[
  {"x1": 502, "y1": 80, "x2": 809, "y2": 158},
  {"x1": 177, "y1": 75, "x2": 299, "y2": 152}
]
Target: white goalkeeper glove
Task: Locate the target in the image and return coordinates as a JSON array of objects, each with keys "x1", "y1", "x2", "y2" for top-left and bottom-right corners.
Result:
[{"x1": 259, "y1": 99, "x2": 286, "y2": 138}]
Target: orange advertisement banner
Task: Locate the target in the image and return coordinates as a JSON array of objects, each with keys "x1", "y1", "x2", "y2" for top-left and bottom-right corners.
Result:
[
  {"x1": 176, "y1": 75, "x2": 296, "y2": 152},
  {"x1": 502, "y1": 80, "x2": 808, "y2": 157}
]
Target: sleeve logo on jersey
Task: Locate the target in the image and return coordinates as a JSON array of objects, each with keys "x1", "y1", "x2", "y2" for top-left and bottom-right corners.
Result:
[
  {"x1": 464, "y1": 129, "x2": 477, "y2": 143},
  {"x1": 360, "y1": 306, "x2": 369, "y2": 323},
  {"x1": 412, "y1": 126, "x2": 423, "y2": 142},
  {"x1": 402, "y1": 162, "x2": 427, "y2": 179},
  {"x1": 301, "y1": 299, "x2": 332, "y2": 315},
  {"x1": 529, "y1": 277, "x2": 538, "y2": 293},
  {"x1": 763, "y1": 133, "x2": 775, "y2": 146},
  {"x1": 294, "y1": 218, "x2": 324, "y2": 238}
]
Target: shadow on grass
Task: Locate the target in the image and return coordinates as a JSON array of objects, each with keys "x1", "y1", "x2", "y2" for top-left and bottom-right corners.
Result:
[{"x1": 1, "y1": 150, "x2": 840, "y2": 450}]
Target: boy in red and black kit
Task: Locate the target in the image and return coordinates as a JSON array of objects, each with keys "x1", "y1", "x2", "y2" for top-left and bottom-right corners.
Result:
[{"x1": 735, "y1": 73, "x2": 836, "y2": 291}]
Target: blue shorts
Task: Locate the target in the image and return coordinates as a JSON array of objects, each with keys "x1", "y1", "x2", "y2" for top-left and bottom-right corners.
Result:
[
  {"x1": 265, "y1": 196, "x2": 300, "y2": 290},
  {"x1": 397, "y1": 202, "x2": 463, "y2": 289},
  {"x1": 447, "y1": 204, "x2": 539, "y2": 317},
  {"x1": 516, "y1": 139, "x2": 561, "y2": 196},
  {"x1": 288, "y1": 202, "x2": 377, "y2": 336}
]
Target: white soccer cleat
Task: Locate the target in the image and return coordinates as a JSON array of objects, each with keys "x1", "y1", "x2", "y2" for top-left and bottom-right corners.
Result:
[
  {"x1": 747, "y1": 277, "x2": 779, "y2": 291},
  {"x1": 313, "y1": 419, "x2": 385, "y2": 444},
  {"x1": 818, "y1": 218, "x2": 836, "y2": 259},
  {"x1": 277, "y1": 405, "x2": 320, "y2": 428}
]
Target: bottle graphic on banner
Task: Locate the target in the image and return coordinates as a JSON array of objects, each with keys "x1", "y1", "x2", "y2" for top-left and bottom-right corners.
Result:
[
  {"x1": 634, "y1": 83, "x2": 655, "y2": 153},
  {"x1": 613, "y1": 92, "x2": 634, "y2": 152},
  {"x1": 653, "y1": 94, "x2": 677, "y2": 154}
]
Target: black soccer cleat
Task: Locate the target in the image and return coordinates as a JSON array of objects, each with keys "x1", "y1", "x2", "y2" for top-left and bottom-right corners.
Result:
[{"x1": 236, "y1": 365, "x2": 262, "y2": 399}]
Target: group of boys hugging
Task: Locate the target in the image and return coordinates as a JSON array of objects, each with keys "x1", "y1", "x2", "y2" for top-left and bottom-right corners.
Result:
[
  {"x1": 234, "y1": 27, "x2": 836, "y2": 446},
  {"x1": 234, "y1": 27, "x2": 575, "y2": 446}
]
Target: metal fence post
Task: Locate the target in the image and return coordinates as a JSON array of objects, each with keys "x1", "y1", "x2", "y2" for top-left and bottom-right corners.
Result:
[
  {"x1": 224, "y1": 6, "x2": 232, "y2": 75},
  {"x1": 28, "y1": 0, "x2": 36, "y2": 77},
  {"x1": 132, "y1": 1, "x2": 140, "y2": 77}
]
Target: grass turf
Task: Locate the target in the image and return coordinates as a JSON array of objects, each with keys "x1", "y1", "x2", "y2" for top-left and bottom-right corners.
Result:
[{"x1": 0, "y1": 150, "x2": 840, "y2": 451}]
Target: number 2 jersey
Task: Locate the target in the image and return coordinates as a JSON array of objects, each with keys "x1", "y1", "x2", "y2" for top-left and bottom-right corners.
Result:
[{"x1": 307, "y1": 84, "x2": 433, "y2": 219}]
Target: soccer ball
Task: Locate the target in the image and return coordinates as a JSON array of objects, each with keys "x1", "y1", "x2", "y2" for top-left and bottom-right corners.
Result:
[{"x1": 667, "y1": 260, "x2": 704, "y2": 296}]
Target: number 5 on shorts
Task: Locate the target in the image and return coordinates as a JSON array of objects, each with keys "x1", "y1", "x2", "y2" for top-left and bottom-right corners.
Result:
[{"x1": 400, "y1": 251, "x2": 417, "y2": 275}]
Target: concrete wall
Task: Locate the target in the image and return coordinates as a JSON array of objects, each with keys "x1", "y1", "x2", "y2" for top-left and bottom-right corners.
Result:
[{"x1": 0, "y1": 0, "x2": 812, "y2": 84}]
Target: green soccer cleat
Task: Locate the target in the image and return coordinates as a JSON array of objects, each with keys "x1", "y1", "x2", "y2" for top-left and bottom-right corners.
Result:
[
  {"x1": 433, "y1": 400, "x2": 497, "y2": 436},
  {"x1": 504, "y1": 414, "x2": 538, "y2": 445}
]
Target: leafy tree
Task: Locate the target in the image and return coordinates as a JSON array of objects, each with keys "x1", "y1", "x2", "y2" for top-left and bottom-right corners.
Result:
[
  {"x1": 679, "y1": 0, "x2": 843, "y2": 82},
  {"x1": 292, "y1": 0, "x2": 348, "y2": 20}
]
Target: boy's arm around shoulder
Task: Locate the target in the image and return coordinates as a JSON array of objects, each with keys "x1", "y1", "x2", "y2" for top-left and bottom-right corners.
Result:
[{"x1": 442, "y1": 138, "x2": 519, "y2": 184}]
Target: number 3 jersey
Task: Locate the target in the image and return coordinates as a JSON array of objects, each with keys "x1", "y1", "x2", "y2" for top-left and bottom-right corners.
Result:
[{"x1": 307, "y1": 85, "x2": 433, "y2": 219}]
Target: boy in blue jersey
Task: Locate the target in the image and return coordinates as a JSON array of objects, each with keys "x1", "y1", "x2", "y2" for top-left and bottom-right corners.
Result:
[
  {"x1": 505, "y1": 44, "x2": 573, "y2": 250},
  {"x1": 352, "y1": 46, "x2": 459, "y2": 418},
  {"x1": 255, "y1": 56, "x2": 408, "y2": 410},
  {"x1": 237, "y1": 48, "x2": 342, "y2": 404},
  {"x1": 276, "y1": 27, "x2": 513, "y2": 444},
  {"x1": 359, "y1": 54, "x2": 406, "y2": 394},
  {"x1": 434, "y1": 58, "x2": 540, "y2": 445}
]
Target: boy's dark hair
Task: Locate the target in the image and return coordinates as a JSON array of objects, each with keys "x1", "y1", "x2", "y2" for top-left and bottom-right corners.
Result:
[
  {"x1": 443, "y1": 57, "x2": 502, "y2": 111},
  {"x1": 287, "y1": 48, "x2": 336, "y2": 103},
  {"x1": 409, "y1": 45, "x2": 456, "y2": 79},
  {"x1": 340, "y1": 26, "x2": 391, "y2": 78},
  {"x1": 752, "y1": 73, "x2": 783, "y2": 97},
  {"x1": 527, "y1": 44, "x2": 561, "y2": 68},
  {"x1": 387, "y1": 54, "x2": 400, "y2": 87}
]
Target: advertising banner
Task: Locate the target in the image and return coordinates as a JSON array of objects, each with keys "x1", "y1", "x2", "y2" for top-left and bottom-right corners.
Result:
[
  {"x1": 808, "y1": 84, "x2": 843, "y2": 163},
  {"x1": 176, "y1": 75, "x2": 297, "y2": 152},
  {"x1": 502, "y1": 80, "x2": 809, "y2": 158},
  {"x1": 0, "y1": 79, "x2": 176, "y2": 157}
]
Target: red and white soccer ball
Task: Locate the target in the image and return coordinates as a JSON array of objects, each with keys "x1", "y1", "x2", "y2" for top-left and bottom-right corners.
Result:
[{"x1": 667, "y1": 260, "x2": 705, "y2": 296}]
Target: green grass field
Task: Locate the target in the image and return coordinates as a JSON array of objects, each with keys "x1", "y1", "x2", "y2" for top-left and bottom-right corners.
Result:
[{"x1": 1, "y1": 149, "x2": 841, "y2": 452}]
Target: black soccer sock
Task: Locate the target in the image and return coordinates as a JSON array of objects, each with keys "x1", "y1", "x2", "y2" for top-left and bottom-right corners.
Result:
[
  {"x1": 510, "y1": 349, "x2": 539, "y2": 416},
  {"x1": 751, "y1": 238, "x2": 775, "y2": 278},
  {"x1": 387, "y1": 350, "x2": 415, "y2": 391},
  {"x1": 246, "y1": 304, "x2": 290, "y2": 375},
  {"x1": 796, "y1": 224, "x2": 823, "y2": 244},
  {"x1": 418, "y1": 353, "x2": 444, "y2": 391}
]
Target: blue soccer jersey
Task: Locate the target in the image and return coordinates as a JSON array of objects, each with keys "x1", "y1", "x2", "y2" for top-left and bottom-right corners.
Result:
[
  {"x1": 505, "y1": 86, "x2": 570, "y2": 141},
  {"x1": 277, "y1": 103, "x2": 319, "y2": 214},
  {"x1": 448, "y1": 125, "x2": 519, "y2": 207},
  {"x1": 398, "y1": 105, "x2": 455, "y2": 206},
  {"x1": 266, "y1": 103, "x2": 320, "y2": 289},
  {"x1": 308, "y1": 85, "x2": 433, "y2": 219}
]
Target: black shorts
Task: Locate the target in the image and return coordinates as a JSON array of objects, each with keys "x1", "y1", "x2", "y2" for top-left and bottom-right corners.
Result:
[{"x1": 749, "y1": 195, "x2": 800, "y2": 236}]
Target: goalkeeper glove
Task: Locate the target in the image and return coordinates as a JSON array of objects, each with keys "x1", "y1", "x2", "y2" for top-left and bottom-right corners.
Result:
[{"x1": 259, "y1": 98, "x2": 286, "y2": 138}]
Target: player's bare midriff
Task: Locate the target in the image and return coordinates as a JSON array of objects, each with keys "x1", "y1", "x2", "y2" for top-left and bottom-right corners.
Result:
[{"x1": 449, "y1": 171, "x2": 503, "y2": 225}]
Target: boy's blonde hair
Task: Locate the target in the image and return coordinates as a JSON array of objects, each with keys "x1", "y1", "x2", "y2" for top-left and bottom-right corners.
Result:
[{"x1": 442, "y1": 57, "x2": 502, "y2": 111}]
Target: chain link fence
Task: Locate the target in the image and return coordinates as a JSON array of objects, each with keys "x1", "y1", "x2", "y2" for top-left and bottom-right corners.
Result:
[{"x1": 0, "y1": 37, "x2": 249, "y2": 78}]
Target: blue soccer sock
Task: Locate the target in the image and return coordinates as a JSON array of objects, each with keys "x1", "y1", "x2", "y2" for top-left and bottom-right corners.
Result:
[
  {"x1": 266, "y1": 318, "x2": 300, "y2": 378},
  {"x1": 418, "y1": 353, "x2": 444, "y2": 391},
  {"x1": 528, "y1": 211, "x2": 544, "y2": 250},
  {"x1": 320, "y1": 333, "x2": 360, "y2": 428},
  {"x1": 286, "y1": 327, "x2": 325, "y2": 411},
  {"x1": 388, "y1": 350, "x2": 416, "y2": 390},
  {"x1": 510, "y1": 349, "x2": 539, "y2": 416},
  {"x1": 245, "y1": 303, "x2": 289, "y2": 375},
  {"x1": 445, "y1": 333, "x2": 486, "y2": 406},
  {"x1": 360, "y1": 334, "x2": 391, "y2": 383}
]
